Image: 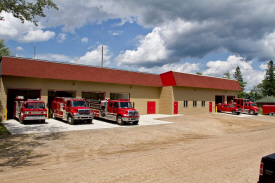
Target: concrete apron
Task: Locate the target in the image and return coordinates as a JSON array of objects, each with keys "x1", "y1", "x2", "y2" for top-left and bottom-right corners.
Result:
[{"x1": 2, "y1": 114, "x2": 177, "y2": 135}]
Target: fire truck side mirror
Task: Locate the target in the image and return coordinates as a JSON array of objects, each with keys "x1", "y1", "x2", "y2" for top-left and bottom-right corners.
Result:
[{"x1": 133, "y1": 102, "x2": 135, "y2": 108}]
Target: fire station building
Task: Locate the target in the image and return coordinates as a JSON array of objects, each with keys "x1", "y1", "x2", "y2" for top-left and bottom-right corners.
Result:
[{"x1": 0, "y1": 56, "x2": 241, "y2": 119}]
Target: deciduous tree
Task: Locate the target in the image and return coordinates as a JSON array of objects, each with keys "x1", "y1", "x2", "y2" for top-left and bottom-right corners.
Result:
[
  {"x1": 0, "y1": 0, "x2": 58, "y2": 26},
  {"x1": 0, "y1": 39, "x2": 11, "y2": 56}
]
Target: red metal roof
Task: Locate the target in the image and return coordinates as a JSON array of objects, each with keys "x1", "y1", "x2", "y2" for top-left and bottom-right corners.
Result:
[
  {"x1": 0, "y1": 57, "x2": 241, "y2": 91},
  {"x1": 0, "y1": 56, "x2": 162, "y2": 87},
  {"x1": 160, "y1": 71, "x2": 241, "y2": 91}
]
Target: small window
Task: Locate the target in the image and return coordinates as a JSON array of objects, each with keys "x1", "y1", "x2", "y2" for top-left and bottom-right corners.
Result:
[
  {"x1": 109, "y1": 102, "x2": 113, "y2": 107},
  {"x1": 202, "y1": 101, "x2": 205, "y2": 107},
  {"x1": 66, "y1": 100, "x2": 70, "y2": 107},
  {"x1": 193, "y1": 101, "x2": 197, "y2": 107},
  {"x1": 113, "y1": 102, "x2": 118, "y2": 108},
  {"x1": 184, "y1": 100, "x2": 188, "y2": 107}
]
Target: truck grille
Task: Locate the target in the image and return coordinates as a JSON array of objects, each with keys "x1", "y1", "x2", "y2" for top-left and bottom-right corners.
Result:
[
  {"x1": 128, "y1": 111, "x2": 137, "y2": 116},
  {"x1": 78, "y1": 109, "x2": 90, "y2": 115}
]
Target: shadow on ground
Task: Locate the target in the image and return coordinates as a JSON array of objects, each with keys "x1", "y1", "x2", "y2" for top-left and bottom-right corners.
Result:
[{"x1": 0, "y1": 132, "x2": 66, "y2": 168}]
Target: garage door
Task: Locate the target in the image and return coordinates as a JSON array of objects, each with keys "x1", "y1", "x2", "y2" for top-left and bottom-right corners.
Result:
[
  {"x1": 7, "y1": 89, "x2": 41, "y2": 119},
  {"x1": 48, "y1": 90, "x2": 76, "y2": 110}
]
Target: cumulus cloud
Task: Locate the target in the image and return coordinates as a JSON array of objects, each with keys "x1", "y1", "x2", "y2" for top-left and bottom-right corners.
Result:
[
  {"x1": 139, "y1": 62, "x2": 201, "y2": 74},
  {"x1": 19, "y1": 30, "x2": 55, "y2": 43},
  {"x1": 58, "y1": 33, "x2": 67, "y2": 43},
  {"x1": 81, "y1": 37, "x2": 88, "y2": 43},
  {"x1": 79, "y1": 45, "x2": 112, "y2": 66},
  {"x1": 115, "y1": 27, "x2": 173, "y2": 67},
  {"x1": 202, "y1": 55, "x2": 265, "y2": 91}
]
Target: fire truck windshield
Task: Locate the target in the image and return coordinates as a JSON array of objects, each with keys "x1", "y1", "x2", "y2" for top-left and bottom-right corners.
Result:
[
  {"x1": 25, "y1": 103, "x2": 45, "y2": 109},
  {"x1": 119, "y1": 102, "x2": 132, "y2": 108},
  {"x1": 71, "y1": 101, "x2": 87, "y2": 107},
  {"x1": 250, "y1": 103, "x2": 256, "y2": 107}
]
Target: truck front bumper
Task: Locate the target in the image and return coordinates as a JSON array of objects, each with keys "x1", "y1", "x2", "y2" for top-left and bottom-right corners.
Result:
[
  {"x1": 72, "y1": 115, "x2": 93, "y2": 120},
  {"x1": 24, "y1": 116, "x2": 47, "y2": 121},
  {"x1": 122, "y1": 117, "x2": 139, "y2": 122}
]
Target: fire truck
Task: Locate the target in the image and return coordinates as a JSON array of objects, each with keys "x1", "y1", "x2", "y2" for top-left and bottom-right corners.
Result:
[
  {"x1": 14, "y1": 96, "x2": 47, "y2": 124},
  {"x1": 262, "y1": 105, "x2": 275, "y2": 115},
  {"x1": 216, "y1": 103, "x2": 242, "y2": 115},
  {"x1": 233, "y1": 98, "x2": 260, "y2": 115},
  {"x1": 50, "y1": 97, "x2": 94, "y2": 125},
  {"x1": 87, "y1": 99, "x2": 139, "y2": 125}
]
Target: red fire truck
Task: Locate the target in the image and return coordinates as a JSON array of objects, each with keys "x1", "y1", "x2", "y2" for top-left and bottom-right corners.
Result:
[
  {"x1": 50, "y1": 97, "x2": 94, "y2": 125},
  {"x1": 262, "y1": 105, "x2": 275, "y2": 115},
  {"x1": 233, "y1": 98, "x2": 260, "y2": 115},
  {"x1": 87, "y1": 99, "x2": 139, "y2": 125},
  {"x1": 14, "y1": 96, "x2": 47, "y2": 124},
  {"x1": 216, "y1": 103, "x2": 242, "y2": 115}
]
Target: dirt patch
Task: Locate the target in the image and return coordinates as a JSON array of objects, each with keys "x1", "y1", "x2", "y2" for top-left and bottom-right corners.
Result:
[{"x1": 1, "y1": 113, "x2": 275, "y2": 182}]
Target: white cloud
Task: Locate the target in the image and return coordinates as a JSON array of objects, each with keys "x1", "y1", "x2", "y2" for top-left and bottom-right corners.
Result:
[
  {"x1": 19, "y1": 30, "x2": 55, "y2": 43},
  {"x1": 139, "y1": 62, "x2": 201, "y2": 74},
  {"x1": 115, "y1": 27, "x2": 172, "y2": 67},
  {"x1": 16, "y1": 47, "x2": 24, "y2": 51},
  {"x1": 108, "y1": 31, "x2": 124, "y2": 36},
  {"x1": 82, "y1": 37, "x2": 88, "y2": 43},
  {"x1": 35, "y1": 54, "x2": 75, "y2": 63},
  {"x1": 259, "y1": 63, "x2": 267, "y2": 70},
  {"x1": 79, "y1": 45, "x2": 112, "y2": 66},
  {"x1": 202, "y1": 55, "x2": 265, "y2": 91},
  {"x1": 58, "y1": 33, "x2": 67, "y2": 43}
]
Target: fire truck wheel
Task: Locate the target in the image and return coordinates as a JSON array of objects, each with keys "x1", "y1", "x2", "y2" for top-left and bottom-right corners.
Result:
[
  {"x1": 117, "y1": 116, "x2": 124, "y2": 125},
  {"x1": 249, "y1": 110, "x2": 255, "y2": 115},
  {"x1": 68, "y1": 116, "x2": 74, "y2": 125},
  {"x1": 40, "y1": 120, "x2": 45, "y2": 123},
  {"x1": 133, "y1": 121, "x2": 139, "y2": 125},
  {"x1": 52, "y1": 112, "x2": 56, "y2": 119},
  {"x1": 87, "y1": 119, "x2": 92, "y2": 124},
  {"x1": 232, "y1": 111, "x2": 237, "y2": 115}
]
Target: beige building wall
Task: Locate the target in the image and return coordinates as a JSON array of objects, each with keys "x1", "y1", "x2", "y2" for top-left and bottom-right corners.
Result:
[
  {"x1": 0, "y1": 76, "x2": 161, "y2": 118},
  {"x1": 173, "y1": 86, "x2": 237, "y2": 114},
  {"x1": 159, "y1": 86, "x2": 174, "y2": 114}
]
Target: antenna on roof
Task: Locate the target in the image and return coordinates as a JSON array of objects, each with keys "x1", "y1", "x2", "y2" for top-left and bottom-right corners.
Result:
[
  {"x1": 34, "y1": 44, "x2": 36, "y2": 59},
  {"x1": 101, "y1": 22, "x2": 103, "y2": 68}
]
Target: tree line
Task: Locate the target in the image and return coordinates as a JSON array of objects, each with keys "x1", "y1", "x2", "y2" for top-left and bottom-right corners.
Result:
[{"x1": 223, "y1": 62, "x2": 275, "y2": 102}]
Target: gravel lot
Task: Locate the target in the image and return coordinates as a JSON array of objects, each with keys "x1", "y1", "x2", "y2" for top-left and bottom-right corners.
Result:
[{"x1": 0, "y1": 113, "x2": 275, "y2": 183}]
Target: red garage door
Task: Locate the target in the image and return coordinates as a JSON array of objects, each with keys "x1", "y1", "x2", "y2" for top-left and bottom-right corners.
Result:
[{"x1": 147, "y1": 101, "x2": 156, "y2": 114}]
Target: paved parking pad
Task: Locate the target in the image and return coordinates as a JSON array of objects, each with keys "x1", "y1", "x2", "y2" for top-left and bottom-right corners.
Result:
[{"x1": 2, "y1": 114, "x2": 175, "y2": 135}]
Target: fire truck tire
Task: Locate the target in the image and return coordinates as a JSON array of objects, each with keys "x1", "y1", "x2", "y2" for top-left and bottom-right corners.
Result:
[
  {"x1": 133, "y1": 121, "x2": 139, "y2": 125},
  {"x1": 68, "y1": 116, "x2": 74, "y2": 125},
  {"x1": 232, "y1": 111, "x2": 237, "y2": 115},
  {"x1": 87, "y1": 119, "x2": 93, "y2": 124},
  {"x1": 237, "y1": 112, "x2": 241, "y2": 115},
  {"x1": 249, "y1": 110, "x2": 255, "y2": 115},
  {"x1": 40, "y1": 120, "x2": 45, "y2": 123},
  {"x1": 117, "y1": 116, "x2": 124, "y2": 125}
]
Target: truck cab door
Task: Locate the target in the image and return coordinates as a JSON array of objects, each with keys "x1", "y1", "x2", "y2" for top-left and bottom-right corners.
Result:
[
  {"x1": 113, "y1": 102, "x2": 119, "y2": 114},
  {"x1": 108, "y1": 102, "x2": 113, "y2": 113},
  {"x1": 66, "y1": 101, "x2": 70, "y2": 113}
]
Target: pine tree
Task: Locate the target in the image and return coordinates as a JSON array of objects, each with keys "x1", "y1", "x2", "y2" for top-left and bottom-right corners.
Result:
[
  {"x1": 262, "y1": 60, "x2": 275, "y2": 96},
  {"x1": 233, "y1": 66, "x2": 247, "y2": 98}
]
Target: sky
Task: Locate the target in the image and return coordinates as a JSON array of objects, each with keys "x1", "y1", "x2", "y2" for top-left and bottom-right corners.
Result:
[{"x1": 1, "y1": 0, "x2": 275, "y2": 92}]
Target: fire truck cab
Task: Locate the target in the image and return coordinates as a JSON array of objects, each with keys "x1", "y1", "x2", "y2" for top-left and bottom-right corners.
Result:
[
  {"x1": 50, "y1": 97, "x2": 94, "y2": 125},
  {"x1": 87, "y1": 99, "x2": 139, "y2": 125},
  {"x1": 14, "y1": 96, "x2": 47, "y2": 124},
  {"x1": 233, "y1": 98, "x2": 260, "y2": 115}
]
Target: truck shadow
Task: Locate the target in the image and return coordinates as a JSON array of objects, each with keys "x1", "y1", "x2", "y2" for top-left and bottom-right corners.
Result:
[{"x1": 94, "y1": 117, "x2": 138, "y2": 126}]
